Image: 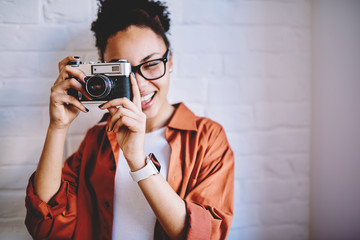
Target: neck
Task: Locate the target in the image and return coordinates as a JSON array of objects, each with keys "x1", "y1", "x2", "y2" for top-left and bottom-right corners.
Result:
[{"x1": 145, "y1": 102, "x2": 175, "y2": 133}]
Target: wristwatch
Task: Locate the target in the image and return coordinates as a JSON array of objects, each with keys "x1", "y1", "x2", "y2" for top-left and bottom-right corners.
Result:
[{"x1": 129, "y1": 153, "x2": 161, "y2": 182}]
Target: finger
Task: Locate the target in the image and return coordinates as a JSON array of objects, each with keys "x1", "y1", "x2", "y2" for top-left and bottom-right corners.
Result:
[
  {"x1": 106, "y1": 106, "x2": 119, "y2": 131},
  {"x1": 109, "y1": 115, "x2": 124, "y2": 132},
  {"x1": 54, "y1": 66, "x2": 83, "y2": 87},
  {"x1": 108, "y1": 107, "x2": 140, "y2": 130},
  {"x1": 112, "y1": 116, "x2": 141, "y2": 133},
  {"x1": 99, "y1": 97, "x2": 139, "y2": 114},
  {"x1": 51, "y1": 92, "x2": 89, "y2": 113},
  {"x1": 112, "y1": 117, "x2": 126, "y2": 133},
  {"x1": 53, "y1": 77, "x2": 92, "y2": 100},
  {"x1": 130, "y1": 72, "x2": 141, "y2": 109},
  {"x1": 107, "y1": 106, "x2": 118, "y2": 116},
  {"x1": 109, "y1": 106, "x2": 139, "y2": 120},
  {"x1": 58, "y1": 56, "x2": 81, "y2": 72},
  {"x1": 55, "y1": 65, "x2": 87, "y2": 85}
]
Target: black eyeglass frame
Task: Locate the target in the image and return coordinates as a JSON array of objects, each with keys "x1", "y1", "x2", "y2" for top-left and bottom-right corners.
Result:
[{"x1": 131, "y1": 49, "x2": 170, "y2": 81}]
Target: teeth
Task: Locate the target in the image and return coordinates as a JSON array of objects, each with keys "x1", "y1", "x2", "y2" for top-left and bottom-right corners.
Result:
[{"x1": 141, "y1": 92, "x2": 154, "y2": 102}]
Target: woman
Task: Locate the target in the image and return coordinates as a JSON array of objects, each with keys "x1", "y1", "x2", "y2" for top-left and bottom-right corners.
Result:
[{"x1": 25, "y1": 0, "x2": 234, "y2": 239}]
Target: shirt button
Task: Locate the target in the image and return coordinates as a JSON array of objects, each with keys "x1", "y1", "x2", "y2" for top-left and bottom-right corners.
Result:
[
  {"x1": 105, "y1": 201, "x2": 110, "y2": 208},
  {"x1": 109, "y1": 166, "x2": 116, "y2": 171}
]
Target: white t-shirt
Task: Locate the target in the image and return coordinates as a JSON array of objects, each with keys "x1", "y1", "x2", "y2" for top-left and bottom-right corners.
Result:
[{"x1": 112, "y1": 127, "x2": 170, "y2": 239}]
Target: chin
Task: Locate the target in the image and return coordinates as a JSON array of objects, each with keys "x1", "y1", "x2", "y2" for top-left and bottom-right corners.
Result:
[{"x1": 143, "y1": 107, "x2": 159, "y2": 120}]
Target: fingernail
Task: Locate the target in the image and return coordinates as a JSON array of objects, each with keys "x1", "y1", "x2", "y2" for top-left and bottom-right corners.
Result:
[
  {"x1": 74, "y1": 56, "x2": 80, "y2": 59},
  {"x1": 98, "y1": 103, "x2": 105, "y2": 108},
  {"x1": 85, "y1": 107, "x2": 89, "y2": 112}
]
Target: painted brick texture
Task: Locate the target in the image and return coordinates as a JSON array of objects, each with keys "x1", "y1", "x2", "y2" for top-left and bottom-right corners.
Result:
[{"x1": 0, "y1": 0, "x2": 311, "y2": 239}]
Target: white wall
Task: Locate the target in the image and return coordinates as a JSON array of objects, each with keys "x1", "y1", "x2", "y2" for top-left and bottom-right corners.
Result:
[
  {"x1": 311, "y1": 1, "x2": 360, "y2": 239},
  {"x1": 0, "y1": 0, "x2": 311, "y2": 239}
]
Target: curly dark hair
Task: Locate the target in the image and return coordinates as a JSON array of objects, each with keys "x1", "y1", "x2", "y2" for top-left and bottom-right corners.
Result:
[{"x1": 91, "y1": 0, "x2": 171, "y2": 61}]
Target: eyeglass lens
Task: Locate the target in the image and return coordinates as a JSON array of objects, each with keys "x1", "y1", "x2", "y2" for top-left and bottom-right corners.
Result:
[{"x1": 139, "y1": 59, "x2": 165, "y2": 80}]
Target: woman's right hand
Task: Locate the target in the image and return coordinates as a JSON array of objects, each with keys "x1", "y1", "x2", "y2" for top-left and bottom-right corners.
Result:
[{"x1": 49, "y1": 56, "x2": 91, "y2": 130}]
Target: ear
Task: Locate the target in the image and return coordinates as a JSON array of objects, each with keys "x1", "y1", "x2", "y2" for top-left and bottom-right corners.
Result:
[{"x1": 168, "y1": 50, "x2": 174, "y2": 72}]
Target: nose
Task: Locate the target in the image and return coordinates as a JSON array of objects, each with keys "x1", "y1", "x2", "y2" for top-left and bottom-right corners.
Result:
[{"x1": 132, "y1": 71, "x2": 148, "y2": 89}]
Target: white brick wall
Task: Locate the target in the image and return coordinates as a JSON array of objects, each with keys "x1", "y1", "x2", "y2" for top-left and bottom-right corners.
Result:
[{"x1": 0, "y1": 0, "x2": 311, "y2": 239}]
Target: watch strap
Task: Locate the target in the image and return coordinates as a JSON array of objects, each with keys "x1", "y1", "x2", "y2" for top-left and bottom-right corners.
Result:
[{"x1": 129, "y1": 153, "x2": 160, "y2": 182}]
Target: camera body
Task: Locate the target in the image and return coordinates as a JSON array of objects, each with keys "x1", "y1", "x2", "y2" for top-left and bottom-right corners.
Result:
[{"x1": 67, "y1": 60, "x2": 132, "y2": 103}]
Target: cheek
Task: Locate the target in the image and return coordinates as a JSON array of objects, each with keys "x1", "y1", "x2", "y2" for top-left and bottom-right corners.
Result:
[
  {"x1": 152, "y1": 75, "x2": 170, "y2": 92},
  {"x1": 158, "y1": 78, "x2": 170, "y2": 96}
]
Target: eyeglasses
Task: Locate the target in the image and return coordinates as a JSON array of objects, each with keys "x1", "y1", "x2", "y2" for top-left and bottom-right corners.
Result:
[{"x1": 131, "y1": 49, "x2": 170, "y2": 80}]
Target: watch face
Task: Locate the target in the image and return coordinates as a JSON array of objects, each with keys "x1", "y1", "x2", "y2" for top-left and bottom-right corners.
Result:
[{"x1": 149, "y1": 153, "x2": 161, "y2": 172}]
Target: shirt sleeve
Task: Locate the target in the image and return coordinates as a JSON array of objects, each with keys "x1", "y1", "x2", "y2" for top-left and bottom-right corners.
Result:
[
  {"x1": 184, "y1": 122, "x2": 235, "y2": 240},
  {"x1": 25, "y1": 134, "x2": 86, "y2": 239}
]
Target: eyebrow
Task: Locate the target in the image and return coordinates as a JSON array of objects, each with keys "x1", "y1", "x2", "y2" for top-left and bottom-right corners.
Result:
[
  {"x1": 140, "y1": 52, "x2": 161, "y2": 63},
  {"x1": 109, "y1": 51, "x2": 163, "y2": 64}
]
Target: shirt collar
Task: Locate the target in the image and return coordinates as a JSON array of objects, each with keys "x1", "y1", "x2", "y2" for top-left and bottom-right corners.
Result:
[{"x1": 167, "y1": 102, "x2": 198, "y2": 131}]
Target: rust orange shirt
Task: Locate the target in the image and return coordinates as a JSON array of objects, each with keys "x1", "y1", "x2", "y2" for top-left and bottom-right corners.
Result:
[{"x1": 25, "y1": 103, "x2": 234, "y2": 239}]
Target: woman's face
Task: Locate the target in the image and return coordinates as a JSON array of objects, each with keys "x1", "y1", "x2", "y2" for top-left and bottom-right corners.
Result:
[{"x1": 103, "y1": 26, "x2": 173, "y2": 120}]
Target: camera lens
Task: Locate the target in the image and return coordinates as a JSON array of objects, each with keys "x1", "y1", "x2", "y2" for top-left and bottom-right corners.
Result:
[{"x1": 85, "y1": 75, "x2": 112, "y2": 99}]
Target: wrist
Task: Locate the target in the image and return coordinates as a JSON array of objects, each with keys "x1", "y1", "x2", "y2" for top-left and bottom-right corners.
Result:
[
  {"x1": 48, "y1": 124, "x2": 69, "y2": 135},
  {"x1": 48, "y1": 122, "x2": 70, "y2": 133},
  {"x1": 129, "y1": 153, "x2": 161, "y2": 182},
  {"x1": 126, "y1": 152, "x2": 147, "y2": 172}
]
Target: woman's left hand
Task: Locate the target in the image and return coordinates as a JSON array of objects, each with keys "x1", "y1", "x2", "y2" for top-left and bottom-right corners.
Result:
[{"x1": 99, "y1": 73, "x2": 146, "y2": 171}]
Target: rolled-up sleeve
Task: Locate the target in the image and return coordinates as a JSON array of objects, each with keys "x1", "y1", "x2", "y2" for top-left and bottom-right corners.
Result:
[
  {"x1": 26, "y1": 173, "x2": 70, "y2": 220},
  {"x1": 184, "y1": 200, "x2": 212, "y2": 239},
  {"x1": 25, "y1": 132, "x2": 85, "y2": 239},
  {"x1": 25, "y1": 173, "x2": 78, "y2": 239}
]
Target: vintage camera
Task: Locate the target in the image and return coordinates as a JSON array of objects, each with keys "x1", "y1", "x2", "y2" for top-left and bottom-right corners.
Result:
[{"x1": 67, "y1": 60, "x2": 132, "y2": 103}]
